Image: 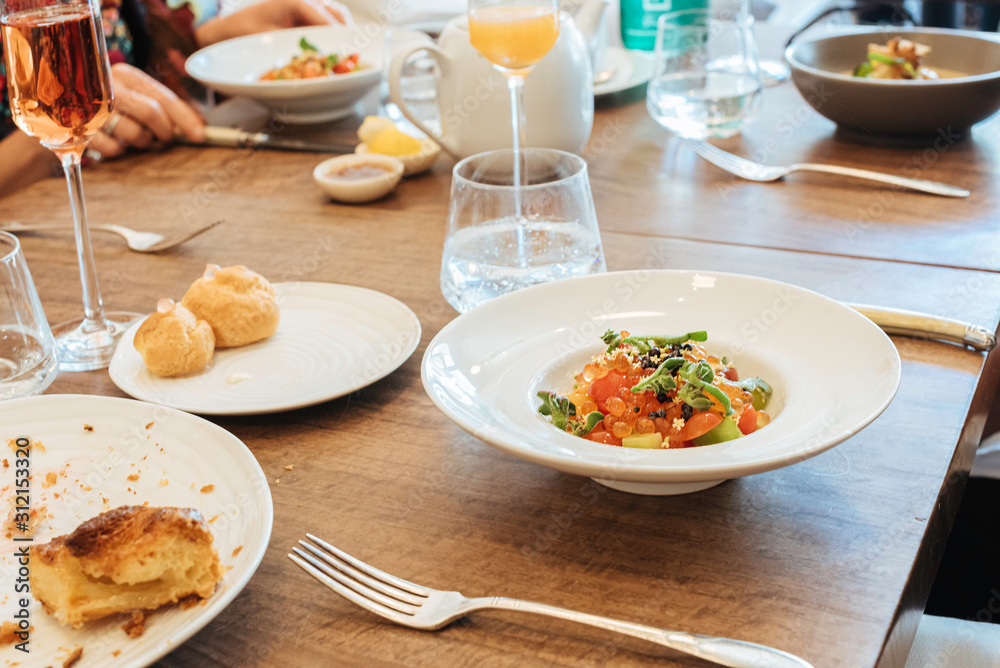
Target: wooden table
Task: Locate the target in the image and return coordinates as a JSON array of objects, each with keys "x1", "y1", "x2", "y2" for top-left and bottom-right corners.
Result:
[{"x1": 2, "y1": 76, "x2": 1000, "y2": 668}]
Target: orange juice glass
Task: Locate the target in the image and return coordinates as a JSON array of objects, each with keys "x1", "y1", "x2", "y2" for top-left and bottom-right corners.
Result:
[{"x1": 468, "y1": 5, "x2": 559, "y2": 72}]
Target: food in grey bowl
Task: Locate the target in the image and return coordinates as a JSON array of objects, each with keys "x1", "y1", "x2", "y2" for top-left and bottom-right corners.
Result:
[{"x1": 785, "y1": 28, "x2": 1000, "y2": 136}]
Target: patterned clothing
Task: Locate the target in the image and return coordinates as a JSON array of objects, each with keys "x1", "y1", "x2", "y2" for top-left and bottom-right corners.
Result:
[{"x1": 0, "y1": 0, "x2": 212, "y2": 140}]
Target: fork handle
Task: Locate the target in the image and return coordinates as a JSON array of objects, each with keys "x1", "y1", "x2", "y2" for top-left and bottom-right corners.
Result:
[
  {"x1": 795, "y1": 163, "x2": 969, "y2": 198},
  {"x1": 475, "y1": 597, "x2": 813, "y2": 668}
]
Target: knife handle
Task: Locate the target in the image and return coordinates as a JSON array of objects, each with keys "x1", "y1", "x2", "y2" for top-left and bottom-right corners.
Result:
[
  {"x1": 202, "y1": 126, "x2": 254, "y2": 147},
  {"x1": 850, "y1": 304, "x2": 997, "y2": 351}
]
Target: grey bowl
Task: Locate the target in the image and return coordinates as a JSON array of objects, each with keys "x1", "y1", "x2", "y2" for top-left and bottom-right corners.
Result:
[{"x1": 785, "y1": 28, "x2": 1000, "y2": 136}]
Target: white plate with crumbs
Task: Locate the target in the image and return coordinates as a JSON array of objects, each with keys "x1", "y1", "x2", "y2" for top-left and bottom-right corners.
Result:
[
  {"x1": 0, "y1": 394, "x2": 272, "y2": 668},
  {"x1": 109, "y1": 282, "x2": 422, "y2": 415}
]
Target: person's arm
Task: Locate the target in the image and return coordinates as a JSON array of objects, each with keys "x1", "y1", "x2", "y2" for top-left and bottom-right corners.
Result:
[
  {"x1": 194, "y1": 0, "x2": 351, "y2": 47},
  {"x1": 0, "y1": 131, "x2": 60, "y2": 197}
]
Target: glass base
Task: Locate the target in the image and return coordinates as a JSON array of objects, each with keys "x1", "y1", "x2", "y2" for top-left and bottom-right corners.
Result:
[
  {"x1": 761, "y1": 59, "x2": 791, "y2": 87},
  {"x1": 51, "y1": 312, "x2": 142, "y2": 372}
]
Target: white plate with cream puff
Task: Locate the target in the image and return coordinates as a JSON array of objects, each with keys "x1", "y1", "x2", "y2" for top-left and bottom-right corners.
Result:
[{"x1": 109, "y1": 268, "x2": 422, "y2": 415}]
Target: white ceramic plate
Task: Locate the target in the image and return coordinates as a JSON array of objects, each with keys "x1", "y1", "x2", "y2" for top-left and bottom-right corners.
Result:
[
  {"x1": 594, "y1": 47, "x2": 653, "y2": 96},
  {"x1": 186, "y1": 26, "x2": 382, "y2": 123},
  {"x1": 110, "y1": 282, "x2": 421, "y2": 415},
  {"x1": 0, "y1": 394, "x2": 272, "y2": 667},
  {"x1": 422, "y1": 270, "x2": 901, "y2": 495}
]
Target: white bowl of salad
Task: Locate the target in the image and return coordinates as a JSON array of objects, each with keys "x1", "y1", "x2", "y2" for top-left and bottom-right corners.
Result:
[
  {"x1": 421, "y1": 270, "x2": 901, "y2": 495},
  {"x1": 186, "y1": 26, "x2": 381, "y2": 124}
]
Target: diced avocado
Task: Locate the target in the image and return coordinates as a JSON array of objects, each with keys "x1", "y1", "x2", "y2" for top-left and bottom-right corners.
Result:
[
  {"x1": 622, "y1": 432, "x2": 664, "y2": 449},
  {"x1": 738, "y1": 377, "x2": 772, "y2": 410},
  {"x1": 692, "y1": 416, "x2": 742, "y2": 446}
]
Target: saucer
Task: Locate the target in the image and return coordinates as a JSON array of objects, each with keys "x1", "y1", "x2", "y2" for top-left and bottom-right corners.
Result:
[{"x1": 594, "y1": 47, "x2": 654, "y2": 96}]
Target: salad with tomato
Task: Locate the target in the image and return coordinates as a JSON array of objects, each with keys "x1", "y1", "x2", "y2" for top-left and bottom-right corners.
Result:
[
  {"x1": 537, "y1": 330, "x2": 773, "y2": 449},
  {"x1": 259, "y1": 37, "x2": 362, "y2": 81}
]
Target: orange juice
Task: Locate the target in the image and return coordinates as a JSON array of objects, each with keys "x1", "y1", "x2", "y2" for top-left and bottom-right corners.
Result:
[{"x1": 468, "y1": 6, "x2": 559, "y2": 71}]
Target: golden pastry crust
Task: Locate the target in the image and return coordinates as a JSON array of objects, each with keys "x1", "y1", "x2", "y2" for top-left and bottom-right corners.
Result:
[
  {"x1": 181, "y1": 265, "x2": 280, "y2": 348},
  {"x1": 30, "y1": 506, "x2": 223, "y2": 627},
  {"x1": 133, "y1": 302, "x2": 215, "y2": 377}
]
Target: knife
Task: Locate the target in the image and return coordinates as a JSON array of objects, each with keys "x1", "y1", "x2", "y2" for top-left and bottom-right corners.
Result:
[
  {"x1": 847, "y1": 302, "x2": 997, "y2": 351},
  {"x1": 188, "y1": 126, "x2": 357, "y2": 154}
]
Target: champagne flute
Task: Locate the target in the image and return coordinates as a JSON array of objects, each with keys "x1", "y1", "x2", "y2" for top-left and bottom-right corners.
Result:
[
  {"x1": 1, "y1": 0, "x2": 140, "y2": 371},
  {"x1": 467, "y1": 0, "x2": 559, "y2": 217}
]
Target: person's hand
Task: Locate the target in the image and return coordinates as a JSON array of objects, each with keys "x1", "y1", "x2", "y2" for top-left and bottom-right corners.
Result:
[
  {"x1": 195, "y1": 0, "x2": 352, "y2": 48},
  {"x1": 89, "y1": 64, "x2": 205, "y2": 160}
]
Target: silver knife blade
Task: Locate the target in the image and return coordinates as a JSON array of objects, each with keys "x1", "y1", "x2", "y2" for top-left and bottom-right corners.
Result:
[
  {"x1": 847, "y1": 302, "x2": 997, "y2": 351},
  {"x1": 192, "y1": 126, "x2": 356, "y2": 154}
]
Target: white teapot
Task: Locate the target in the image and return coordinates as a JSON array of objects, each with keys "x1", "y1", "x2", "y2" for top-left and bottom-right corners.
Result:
[{"x1": 387, "y1": 12, "x2": 594, "y2": 159}]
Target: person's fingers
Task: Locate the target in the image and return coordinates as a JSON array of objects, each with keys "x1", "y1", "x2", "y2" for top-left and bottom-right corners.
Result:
[
  {"x1": 108, "y1": 113, "x2": 155, "y2": 149},
  {"x1": 88, "y1": 131, "x2": 126, "y2": 159},
  {"x1": 296, "y1": 0, "x2": 347, "y2": 26},
  {"x1": 111, "y1": 64, "x2": 206, "y2": 141},
  {"x1": 323, "y1": 0, "x2": 352, "y2": 25},
  {"x1": 112, "y1": 87, "x2": 173, "y2": 142}
]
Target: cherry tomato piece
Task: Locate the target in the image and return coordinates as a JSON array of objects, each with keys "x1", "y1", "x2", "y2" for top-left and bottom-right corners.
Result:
[
  {"x1": 738, "y1": 404, "x2": 757, "y2": 435},
  {"x1": 585, "y1": 428, "x2": 622, "y2": 447},
  {"x1": 679, "y1": 412, "x2": 722, "y2": 441},
  {"x1": 588, "y1": 371, "x2": 631, "y2": 413}
]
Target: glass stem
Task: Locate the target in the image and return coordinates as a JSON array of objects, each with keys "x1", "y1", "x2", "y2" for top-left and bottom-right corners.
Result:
[
  {"x1": 507, "y1": 72, "x2": 527, "y2": 220},
  {"x1": 60, "y1": 151, "x2": 106, "y2": 332}
]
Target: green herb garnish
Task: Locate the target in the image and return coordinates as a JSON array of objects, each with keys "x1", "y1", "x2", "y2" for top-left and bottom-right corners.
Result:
[
  {"x1": 630, "y1": 357, "x2": 684, "y2": 395},
  {"x1": 571, "y1": 411, "x2": 605, "y2": 437},
  {"x1": 737, "y1": 376, "x2": 772, "y2": 410},
  {"x1": 299, "y1": 37, "x2": 319, "y2": 53},
  {"x1": 536, "y1": 391, "x2": 603, "y2": 436},
  {"x1": 601, "y1": 330, "x2": 708, "y2": 354},
  {"x1": 677, "y1": 360, "x2": 733, "y2": 416}
]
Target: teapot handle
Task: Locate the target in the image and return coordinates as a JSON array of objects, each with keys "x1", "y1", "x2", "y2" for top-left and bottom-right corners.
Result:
[{"x1": 388, "y1": 43, "x2": 459, "y2": 158}]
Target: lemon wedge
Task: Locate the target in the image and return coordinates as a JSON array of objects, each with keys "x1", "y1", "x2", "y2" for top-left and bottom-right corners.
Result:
[
  {"x1": 355, "y1": 116, "x2": 440, "y2": 176},
  {"x1": 358, "y1": 116, "x2": 421, "y2": 156}
]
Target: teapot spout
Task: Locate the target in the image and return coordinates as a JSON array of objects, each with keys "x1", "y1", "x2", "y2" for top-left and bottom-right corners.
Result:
[{"x1": 570, "y1": 0, "x2": 609, "y2": 42}]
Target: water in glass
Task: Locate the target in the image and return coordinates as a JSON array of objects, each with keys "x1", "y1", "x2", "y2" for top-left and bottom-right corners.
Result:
[
  {"x1": 646, "y1": 5, "x2": 761, "y2": 139},
  {"x1": 441, "y1": 216, "x2": 604, "y2": 312},
  {"x1": 441, "y1": 148, "x2": 606, "y2": 313}
]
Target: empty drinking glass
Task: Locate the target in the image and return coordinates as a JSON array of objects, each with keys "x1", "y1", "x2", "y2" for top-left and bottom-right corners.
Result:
[
  {"x1": 0, "y1": 231, "x2": 58, "y2": 400},
  {"x1": 646, "y1": 3, "x2": 762, "y2": 139},
  {"x1": 441, "y1": 148, "x2": 606, "y2": 313}
]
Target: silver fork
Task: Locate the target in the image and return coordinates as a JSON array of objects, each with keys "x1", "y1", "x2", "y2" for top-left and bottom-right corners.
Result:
[
  {"x1": 289, "y1": 534, "x2": 814, "y2": 668},
  {"x1": 686, "y1": 140, "x2": 970, "y2": 198},
  {"x1": 0, "y1": 219, "x2": 224, "y2": 252}
]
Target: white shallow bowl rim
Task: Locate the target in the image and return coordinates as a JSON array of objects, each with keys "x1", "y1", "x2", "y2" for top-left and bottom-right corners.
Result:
[{"x1": 185, "y1": 25, "x2": 381, "y2": 89}]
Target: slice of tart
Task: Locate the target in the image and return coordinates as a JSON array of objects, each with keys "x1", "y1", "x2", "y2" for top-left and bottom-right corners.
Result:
[{"x1": 30, "y1": 506, "x2": 222, "y2": 627}]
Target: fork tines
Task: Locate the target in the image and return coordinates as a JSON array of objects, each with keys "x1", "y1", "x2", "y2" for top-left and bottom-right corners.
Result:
[{"x1": 288, "y1": 534, "x2": 427, "y2": 622}]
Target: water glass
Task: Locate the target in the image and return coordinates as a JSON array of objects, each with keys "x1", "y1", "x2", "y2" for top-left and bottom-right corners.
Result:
[
  {"x1": 441, "y1": 149, "x2": 606, "y2": 313},
  {"x1": 646, "y1": 4, "x2": 762, "y2": 139},
  {"x1": 0, "y1": 232, "x2": 58, "y2": 400}
]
